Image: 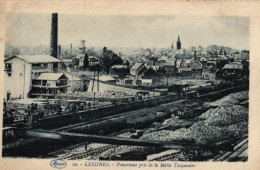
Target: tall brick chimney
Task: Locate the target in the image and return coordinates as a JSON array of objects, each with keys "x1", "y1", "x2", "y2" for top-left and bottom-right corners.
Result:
[{"x1": 50, "y1": 13, "x2": 58, "y2": 58}]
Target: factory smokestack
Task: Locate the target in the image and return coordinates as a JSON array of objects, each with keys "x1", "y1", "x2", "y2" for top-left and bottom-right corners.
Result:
[{"x1": 50, "y1": 13, "x2": 58, "y2": 58}]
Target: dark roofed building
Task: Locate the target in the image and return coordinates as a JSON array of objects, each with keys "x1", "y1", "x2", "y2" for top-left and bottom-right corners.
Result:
[
  {"x1": 222, "y1": 63, "x2": 244, "y2": 80},
  {"x1": 109, "y1": 65, "x2": 129, "y2": 78},
  {"x1": 190, "y1": 60, "x2": 203, "y2": 79},
  {"x1": 130, "y1": 63, "x2": 147, "y2": 77},
  {"x1": 164, "y1": 61, "x2": 176, "y2": 76},
  {"x1": 140, "y1": 67, "x2": 163, "y2": 86}
]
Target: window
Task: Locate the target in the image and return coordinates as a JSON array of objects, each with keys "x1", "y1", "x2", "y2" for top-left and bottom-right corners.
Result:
[{"x1": 5, "y1": 63, "x2": 12, "y2": 71}]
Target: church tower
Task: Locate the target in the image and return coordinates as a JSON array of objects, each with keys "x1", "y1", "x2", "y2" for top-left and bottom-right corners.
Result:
[{"x1": 176, "y1": 36, "x2": 181, "y2": 50}]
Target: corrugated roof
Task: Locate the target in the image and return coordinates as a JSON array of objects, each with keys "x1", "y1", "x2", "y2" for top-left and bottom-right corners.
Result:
[
  {"x1": 36, "y1": 73, "x2": 67, "y2": 80},
  {"x1": 6, "y1": 55, "x2": 61, "y2": 63}
]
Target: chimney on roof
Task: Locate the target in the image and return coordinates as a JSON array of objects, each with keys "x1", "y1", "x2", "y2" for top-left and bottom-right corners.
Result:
[{"x1": 50, "y1": 13, "x2": 58, "y2": 58}]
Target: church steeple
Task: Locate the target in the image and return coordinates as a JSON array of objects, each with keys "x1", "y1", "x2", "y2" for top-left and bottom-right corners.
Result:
[{"x1": 177, "y1": 35, "x2": 181, "y2": 50}]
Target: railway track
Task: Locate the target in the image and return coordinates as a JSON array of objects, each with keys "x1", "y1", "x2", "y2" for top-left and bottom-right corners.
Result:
[
  {"x1": 58, "y1": 145, "x2": 117, "y2": 160},
  {"x1": 148, "y1": 136, "x2": 248, "y2": 161},
  {"x1": 44, "y1": 142, "x2": 89, "y2": 158},
  {"x1": 150, "y1": 152, "x2": 179, "y2": 161},
  {"x1": 54, "y1": 99, "x2": 186, "y2": 132},
  {"x1": 213, "y1": 137, "x2": 248, "y2": 162}
]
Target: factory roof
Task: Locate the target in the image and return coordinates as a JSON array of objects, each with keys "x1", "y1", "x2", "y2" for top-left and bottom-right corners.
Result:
[
  {"x1": 36, "y1": 73, "x2": 68, "y2": 80},
  {"x1": 5, "y1": 55, "x2": 61, "y2": 63}
]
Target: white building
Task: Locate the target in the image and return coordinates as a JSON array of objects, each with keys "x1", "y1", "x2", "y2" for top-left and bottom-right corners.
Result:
[
  {"x1": 4, "y1": 55, "x2": 61, "y2": 100},
  {"x1": 31, "y1": 73, "x2": 69, "y2": 97},
  {"x1": 88, "y1": 56, "x2": 100, "y2": 66}
]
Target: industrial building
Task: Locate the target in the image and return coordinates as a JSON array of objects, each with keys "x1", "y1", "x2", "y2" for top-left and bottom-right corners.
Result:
[{"x1": 4, "y1": 55, "x2": 62, "y2": 100}]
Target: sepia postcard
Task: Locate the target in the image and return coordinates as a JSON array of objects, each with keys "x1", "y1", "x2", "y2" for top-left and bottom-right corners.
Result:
[{"x1": 0, "y1": 0, "x2": 259, "y2": 170}]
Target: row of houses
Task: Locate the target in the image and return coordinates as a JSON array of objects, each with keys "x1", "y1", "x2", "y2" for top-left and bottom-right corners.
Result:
[
  {"x1": 63, "y1": 56, "x2": 100, "y2": 68},
  {"x1": 108, "y1": 54, "x2": 249, "y2": 87}
]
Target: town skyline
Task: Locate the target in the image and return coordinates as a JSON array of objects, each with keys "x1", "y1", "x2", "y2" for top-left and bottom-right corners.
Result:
[{"x1": 5, "y1": 14, "x2": 249, "y2": 50}]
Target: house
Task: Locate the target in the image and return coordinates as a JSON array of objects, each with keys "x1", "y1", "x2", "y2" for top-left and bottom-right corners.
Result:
[
  {"x1": 4, "y1": 55, "x2": 61, "y2": 100},
  {"x1": 164, "y1": 61, "x2": 176, "y2": 76},
  {"x1": 202, "y1": 66, "x2": 219, "y2": 80},
  {"x1": 206, "y1": 60, "x2": 217, "y2": 67},
  {"x1": 89, "y1": 56, "x2": 100, "y2": 67},
  {"x1": 65, "y1": 74, "x2": 89, "y2": 92},
  {"x1": 130, "y1": 63, "x2": 147, "y2": 77},
  {"x1": 140, "y1": 67, "x2": 162, "y2": 86},
  {"x1": 155, "y1": 56, "x2": 168, "y2": 67},
  {"x1": 141, "y1": 79, "x2": 153, "y2": 86},
  {"x1": 190, "y1": 60, "x2": 203, "y2": 79},
  {"x1": 175, "y1": 59, "x2": 184, "y2": 68},
  {"x1": 178, "y1": 67, "x2": 192, "y2": 78},
  {"x1": 73, "y1": 54, "x2": 87, "y2": 68},
  {"x1": 30, "y1": 73, "x2": 69, "y2": 97},
  {"x1": 62, "y1": 59, "x2": 73, "y2": 68},
  {"x1": 109, "y1": 65, "x2": 129, "y2": 78},
  {"x1": 222, "y1": 63, "x2": 244, "y2": 80},
  {"x1": 121, "y1": 77, "x2": 141, "y2": 86}
]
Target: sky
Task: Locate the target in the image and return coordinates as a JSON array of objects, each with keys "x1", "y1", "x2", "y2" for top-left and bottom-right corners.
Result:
[{"x1": 5, "y1": 14, "x2": 249, "y2": 50}]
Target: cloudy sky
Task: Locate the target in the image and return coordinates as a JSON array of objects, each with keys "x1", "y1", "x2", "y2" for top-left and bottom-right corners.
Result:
[{"x1": 5, "y1": 14, "x2": 249, "y2": 50}]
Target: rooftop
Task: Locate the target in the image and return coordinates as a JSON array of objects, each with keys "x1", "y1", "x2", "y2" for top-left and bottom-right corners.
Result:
[
  {"x1": 223, "y1": 64, "x2": 243, "y2": 70},
  {"x1": 36, "y1": 73, "x2": 68, "y2": 80},
  {"x1": 164, "y1": 61, "x2": 175, "y2": 66},
  {"x1": 64, "y1": 74, "x2": 82, "y2": 81},
  {"x1": 111, "y1": 65, "x2": 128, "y2": 69},
  {"x1": 131, "y1": 63, "x2": 143, "y2": 70},
  {"x1": 5, "y1": 55, "x2": 61, "y2": 63}
]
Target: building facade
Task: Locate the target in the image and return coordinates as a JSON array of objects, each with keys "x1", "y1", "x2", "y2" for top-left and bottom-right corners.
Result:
[{"x1": 4, "y1": 55, "x2": 61, "y2": 100}]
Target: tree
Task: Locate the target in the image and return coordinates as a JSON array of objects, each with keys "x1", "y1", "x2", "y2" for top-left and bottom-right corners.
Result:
[
  {"x1": 100, "y1": 47, "x2": 123, "y2": 73},
  {"x1": 84, "y1": 53, "x2": 89, "y2": 68}
]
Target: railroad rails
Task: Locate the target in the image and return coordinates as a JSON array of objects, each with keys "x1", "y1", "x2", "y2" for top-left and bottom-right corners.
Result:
[
  {"x1": 213, "y1": 136, "x2": 248, "y2": 162},
  {"x1": 147, "y1": 136, "x2": 248, "y2": 161},
  {"x1": 3, "y1": 85, "x2": 248, "y2": 158},
  {"x1": 58, "y1": 145, "x2": 117, "y2": 160},
  {"x1": 150, "y1": 152, "x2": 179, "y2": 161},
  {"x1": 44, "y1": 142, "x2": 89, "y2": 158}
]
